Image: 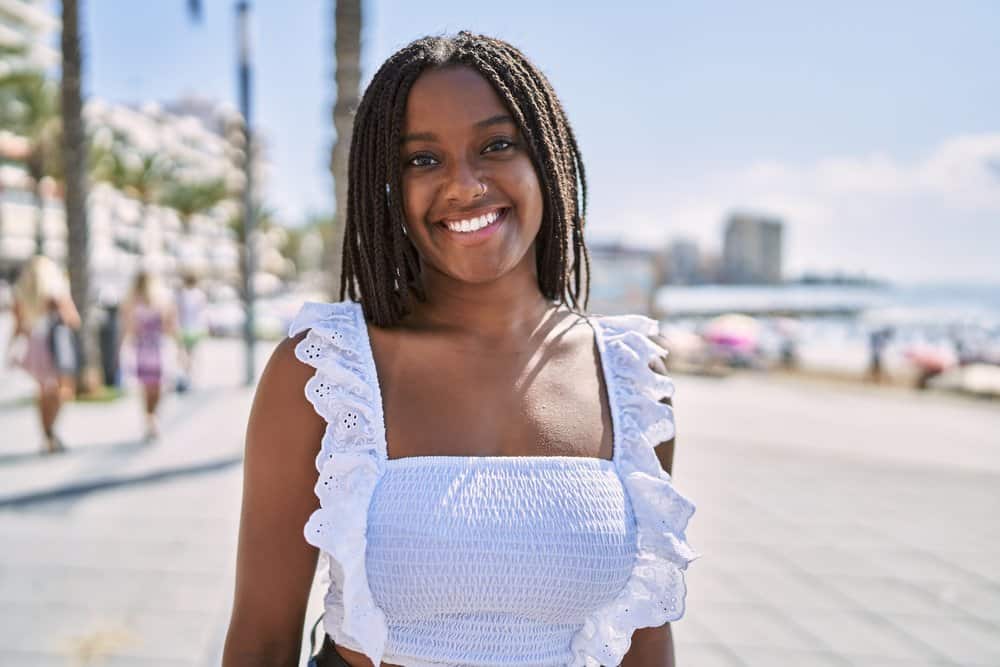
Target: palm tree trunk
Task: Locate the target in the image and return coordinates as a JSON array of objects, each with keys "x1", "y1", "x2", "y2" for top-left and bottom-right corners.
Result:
[
  {"x1": 328, "y1": 0, "x2": 362, "y2": 300},
  {"x1": 61, "y1": 0, "x2": 99, "y2": 390}
]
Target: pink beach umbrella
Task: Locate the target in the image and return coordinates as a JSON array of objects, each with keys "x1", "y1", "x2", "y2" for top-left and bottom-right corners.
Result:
[{"x1": 703, "y1": 314, "x2": 761, "y2": 353}]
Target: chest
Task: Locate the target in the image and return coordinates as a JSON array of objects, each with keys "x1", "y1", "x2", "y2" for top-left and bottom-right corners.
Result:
[{"x1": 371, "y1": 322, "x2": 613, "y2": 460}]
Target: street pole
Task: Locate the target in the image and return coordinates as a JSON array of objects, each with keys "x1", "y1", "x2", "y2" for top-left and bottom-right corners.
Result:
[{"x1": 236, "y1": 0, "x2": 256, "y2": 386}]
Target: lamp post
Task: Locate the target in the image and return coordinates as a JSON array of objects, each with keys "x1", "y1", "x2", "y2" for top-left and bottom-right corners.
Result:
[{"x1": 236, "y1": 0, "x2": 256, "y2": 385}]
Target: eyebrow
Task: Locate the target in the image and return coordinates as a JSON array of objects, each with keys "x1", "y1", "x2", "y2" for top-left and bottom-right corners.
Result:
[{"x1": 400, "y1": 114, "x2": 516, "y2": 144}]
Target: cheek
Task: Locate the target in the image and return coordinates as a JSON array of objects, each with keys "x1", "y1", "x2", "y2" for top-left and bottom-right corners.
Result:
[
  {"x1": 507, "y1": 162, "x2": 544, "y2": 230},
  {"x1": 401, "y1": 177, "x2": 429, "y2": 228}
]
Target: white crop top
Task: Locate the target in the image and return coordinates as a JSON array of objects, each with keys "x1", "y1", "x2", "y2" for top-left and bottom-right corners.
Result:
[{"x1": 289, "y1": 301, "x2": 697, "y2": 667}]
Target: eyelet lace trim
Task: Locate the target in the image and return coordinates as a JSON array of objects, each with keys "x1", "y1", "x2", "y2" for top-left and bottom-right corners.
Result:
[
  {"x1": 569, "y1": 314, "x2": 698, "y2": 667},
  {"x1": 290, "y1": 303, "x2": 696, "y2": 667},
  {"x1": 289, "y1": 301, "x2": 389, "y2": 665}
]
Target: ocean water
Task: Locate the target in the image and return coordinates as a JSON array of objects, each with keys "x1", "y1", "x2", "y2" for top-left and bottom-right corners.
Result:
[{"x1": 662, "y1": 282, "x2": 1000, "y2": 374}]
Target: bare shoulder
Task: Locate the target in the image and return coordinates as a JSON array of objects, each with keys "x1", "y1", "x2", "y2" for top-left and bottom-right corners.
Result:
[
  {"x1": 260, "y1": 332, "x2": 314, "y2": 390},
  {"x1": 247, "y1": 332, "x2": 325, "y2": 456},
  {"x1": 248, "y1": 332, "x2": 324, "y2": 451}
]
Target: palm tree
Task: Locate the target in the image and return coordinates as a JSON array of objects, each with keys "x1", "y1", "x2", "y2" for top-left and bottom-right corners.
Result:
[
  {"x1": 0, "y1": 69, "x2": 60, "y2": 254},
  {"x1": 56, "y1": 0, "x2": 209, "y2": 390},
  {"x1": 328, "y1": 0, "x2": 362, "y2": 299},
  {"x1": 122, "y1": 152, "x2": 173, "y2": 211},
  {"x1": 162, "y1": 178, "x2": 228, "y2": 232},
  {"x1": 59, "y1": 0, "x2": 100, "y2": 390}
]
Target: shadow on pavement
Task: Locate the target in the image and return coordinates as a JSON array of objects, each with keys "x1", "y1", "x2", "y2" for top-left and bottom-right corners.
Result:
[{"x1": 0, "y1": 454, "x2": 243, "y2": 509}]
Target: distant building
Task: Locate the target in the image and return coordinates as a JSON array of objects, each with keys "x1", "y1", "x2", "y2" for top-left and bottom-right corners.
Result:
[
  {"x1": 588, "y1": 242, "x2": 658, "y2": 316},
  {"x1": 0, "y1": 0, "x2": 59, "y2": 76},
  {"x1": 664, "y1": 238, "x2": 702, "y2": 285},
  {"x1": 1, "y1": 91, "x2": 283, "y2": 295},
  {"x1": 721, "y1": 213, "x2": 783, "y2": 284}
]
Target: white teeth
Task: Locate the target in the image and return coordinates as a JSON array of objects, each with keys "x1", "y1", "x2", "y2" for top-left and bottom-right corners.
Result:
[{"x1": 444, "y1": 210, "x2": 502, "y2": 233}]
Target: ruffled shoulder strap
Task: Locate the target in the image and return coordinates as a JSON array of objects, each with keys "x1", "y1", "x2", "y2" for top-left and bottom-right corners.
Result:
[
  {"x1": 570, "y1": 313, "x2": 698, "y2": 667},
  {"x1": 290, "y1": 300, "x2": 390, "y2": 664}
]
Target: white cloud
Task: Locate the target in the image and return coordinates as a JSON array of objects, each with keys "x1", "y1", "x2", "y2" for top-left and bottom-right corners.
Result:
[{"x1": 591, "y1": 133, "x2": 1000, "y2": 282}]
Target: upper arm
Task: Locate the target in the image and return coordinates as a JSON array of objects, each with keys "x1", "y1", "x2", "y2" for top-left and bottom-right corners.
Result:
[
  {"x1": 59, "y1": 296, "x2": 81, "y2": 329},
  {"x1": 648, "y1": 333, "x2": 675, "y2": 476},
  {"x1": 11, "y1": 300, "x2": 25, "y2": 336},
  {"x1": 622, "y1": 623, "x2": 675, "y2": 667},
  {"x1": 223, "y1": 333, "x2": 326, "y2": 665}
]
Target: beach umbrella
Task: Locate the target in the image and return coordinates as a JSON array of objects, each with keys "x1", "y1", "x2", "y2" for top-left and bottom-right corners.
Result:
[
  {"x1": 904, "y1": 343, "x2": 957, "y2": 374},
  {"x1": 703, "y1": 313, "x2": 761, "y2": 352}
]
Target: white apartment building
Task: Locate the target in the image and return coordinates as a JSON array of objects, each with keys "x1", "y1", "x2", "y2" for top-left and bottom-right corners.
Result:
[{"x1": 0, "y1": 0, "x2": 59, "y2": 76}]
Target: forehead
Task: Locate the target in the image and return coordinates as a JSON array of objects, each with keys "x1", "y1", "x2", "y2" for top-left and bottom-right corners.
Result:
[{"x1": 404, "y1": 66, "x2": 510, "y2": 132}]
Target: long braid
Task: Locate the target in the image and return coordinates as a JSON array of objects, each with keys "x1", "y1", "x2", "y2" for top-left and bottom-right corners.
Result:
[{"x1": 340, "y1": 32, "x2": 590, "y2": 326}]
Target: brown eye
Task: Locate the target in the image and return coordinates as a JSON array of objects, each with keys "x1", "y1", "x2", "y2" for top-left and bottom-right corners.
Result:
[
  {"x1": 406, "y1": 154, "x2": 439, "y2": 167},
  {"x1": 483, "y1": 139, "x2": 514, "y2": 154}
]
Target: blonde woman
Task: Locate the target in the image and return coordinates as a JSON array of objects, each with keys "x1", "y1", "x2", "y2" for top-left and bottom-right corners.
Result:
[
  {"x1": 120, "y1": 271, "x2": 178, "y2": 441},
  {"x1": 7, "y1": 256, "x2": 80, "y2": 454}
]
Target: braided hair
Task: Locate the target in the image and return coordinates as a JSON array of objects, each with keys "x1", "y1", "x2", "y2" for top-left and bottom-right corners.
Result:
[{"x1": 341, "y1": 31, "x2": 589, "y2": 326}]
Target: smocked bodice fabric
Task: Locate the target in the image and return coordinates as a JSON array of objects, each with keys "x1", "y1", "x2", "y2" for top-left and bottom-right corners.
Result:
[{"x1": 290, "y1": 301, "x2": 697, "y2": 667}]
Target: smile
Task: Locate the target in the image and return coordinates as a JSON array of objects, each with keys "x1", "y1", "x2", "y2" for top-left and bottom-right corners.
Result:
[{"x1": 438, "y1": 207, "x2": 507, "y2": 234}]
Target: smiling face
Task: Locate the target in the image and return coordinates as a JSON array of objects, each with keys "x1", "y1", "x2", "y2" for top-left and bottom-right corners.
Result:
[{"x1": 399, "y1": 66, "x2": 544, "y2": 287}]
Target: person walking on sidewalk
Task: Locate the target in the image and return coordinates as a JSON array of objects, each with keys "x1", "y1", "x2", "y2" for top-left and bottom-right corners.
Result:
[
  {"x1": 175, "y1": 272, "x2": 207, "y2": 392},
  {"x1": 225, "y1": 33, "x2": 696, "y2": 667},
  {"x1": 120, "y1": 270, "x2": 177, "y2": 441},
  {"x1": 6, "y1": 256, "x2": 80, "y2": 454}
]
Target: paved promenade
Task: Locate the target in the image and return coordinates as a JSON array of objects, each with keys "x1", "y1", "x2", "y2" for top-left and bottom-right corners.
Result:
[{"x1": 0, "y1": 337, "x2": 997, "y2": 666}]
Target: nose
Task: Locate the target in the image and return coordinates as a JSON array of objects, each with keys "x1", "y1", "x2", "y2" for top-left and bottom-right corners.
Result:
[{"x1": 442, "y1": 158, "x2": 486, "y2": 204}]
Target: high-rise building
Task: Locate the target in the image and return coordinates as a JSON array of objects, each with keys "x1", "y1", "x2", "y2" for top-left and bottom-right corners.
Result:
[
  {"x1": 664, "y1": 238, "x2": 702, "y2": 285},
  {"x1": 0, "y1": 0, "x2": 59, "y2": 76},
  {"x1": 721, "y1": 213, "x2": 783, "y2": 284}
]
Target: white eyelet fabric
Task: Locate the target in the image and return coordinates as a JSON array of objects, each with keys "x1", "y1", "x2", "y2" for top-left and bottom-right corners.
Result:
[{"x1": 289, "y1": 302, "x2": 697, "y2": 667}]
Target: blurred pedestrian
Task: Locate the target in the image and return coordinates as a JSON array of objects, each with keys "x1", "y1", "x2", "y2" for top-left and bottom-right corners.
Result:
[
  {"x1": 120, "y1": 271, "x2": 177, "y2": 441},
  {"x1": 6, "y1": 256, "x2": 80, "y2": 454},
  {"x1": 868, "y1": 326, "x2": 893, "y2": 383},
  {"x1": 175, "y1": 272, "x2": 207, "y2": 393},
  {"x1": 224, "y1": 33, "x2": 695, "y2": 667}
]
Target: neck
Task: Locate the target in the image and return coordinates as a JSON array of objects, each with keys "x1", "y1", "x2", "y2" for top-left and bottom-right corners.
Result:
[{"x1": 405, "y1": 253, "x2": 553, "y2": 339}]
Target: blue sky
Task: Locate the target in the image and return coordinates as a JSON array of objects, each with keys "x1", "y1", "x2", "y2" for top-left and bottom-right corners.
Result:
[{"x1": 81, "y1": 1, "x2": 1000, "y2": 282}]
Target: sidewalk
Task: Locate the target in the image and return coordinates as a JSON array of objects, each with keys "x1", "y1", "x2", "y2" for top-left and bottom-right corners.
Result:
[
  {"x1": 1, "y1": 349, "x2": 998, "y2": 666},
  {"x1": 0, "y1": 337, "x2": 273, "y2": 507},
  {"x1": 675, "y1": 373, "x2": 1000, "y2": 666},
  {"x1": 0, "y1": 338, "x2": 304, "y2": 667}
]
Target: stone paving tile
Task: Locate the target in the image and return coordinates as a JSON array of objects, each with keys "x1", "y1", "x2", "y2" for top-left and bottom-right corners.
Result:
[
  {"x1": 116, "y1": 610, "x2": 219, "y2": 661},
  {"x1": 786, "y1": 610, "x2": 951, "y2": 662},
  {"x1": 0, "y1": 651, "x2": 81, "y2": 667},
  {"x1": 934, "y1": 580, "x2": 1000, "y2": 626},
  {"x1": 673, "y1": 643, "x2": 744, "y2": 667},
  {"x1": 671, "y1": 614, "x2": 721, "y2": 644},
  {"x1": 860, "y1": 547, "x2": 984, "y2": 585},
  {"x1": 684, "y1": 567, "x2": 758, "y2": 607},
  {"x1": 709, "y1": 541, "x2": 793, "y2": 578},
  {"x1": 730, "y1": 647, "x2": 850, "y2": 666},
  {"x1": 882, "y1": 614, "x2": 1000, "y2": 666},
  {"x1": 693, "y1": 604, "x2": 826, "y2": 651},
  {"x1": 725, "y1": 570, "x2": 856, "y2": 613},
  {"x1": 823, "y1": 575, "x2": 959, "y2": 617},
  {"x1": 935, "y1": 550, "x2": 1000, "y2": 587},
  {"x1": 771, "y1": 543, "x2": 886, "y2": 578},
  {"x1": 833, "y1": 660, "x2": 955, "y2": 667},
  {"x1": 0, "y1": 564, "x2": 166, "y2": 606}
]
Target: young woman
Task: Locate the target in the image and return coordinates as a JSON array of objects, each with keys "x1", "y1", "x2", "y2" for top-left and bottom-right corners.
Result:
[
  {"x1": 120, "y1": 270, "x2": 177, "y2": 441},
  {"x1": 7, "y1": 256, "x2": 80, "y2": 454},
  {"x1": 224, "y1": 33, "x2": 696, "y2": 667}
]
